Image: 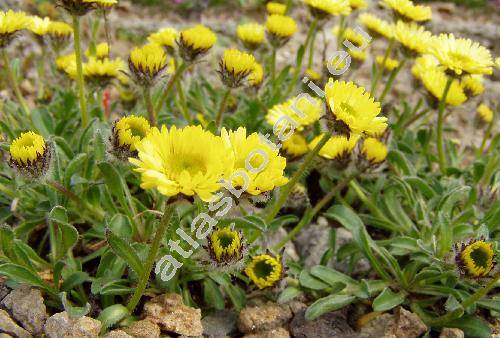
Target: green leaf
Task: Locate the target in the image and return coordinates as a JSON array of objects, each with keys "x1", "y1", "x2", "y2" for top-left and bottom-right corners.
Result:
[
  {"x1": 299, "y1": 271, "x2": 329, "y2": 290},
  {"x1": 388, "y1": 150, "x2": 415, "y2": 176},
  {"x1": 61, "y1": 271, "x2": 89, "y2": 291},
  {"x1": 277, "y1": 286, "x2": 302, "y2": 304},
  {"x1": 60, "y1": 292, "x2": 91, "y2": 319},
  {"x1": 310, "y1": 265, "x2": 357, "y2": 287},
  {"x1": 324, "y1": 205, "x2": 363, "y2": 232},
  {"x1": 98, "y1": 162, "x2": 133, "y2": 216},
  {"x1": 97, "y1": 304, "x2": 130, "y2": 333},
  {"x1": 445, "y1": 315, "x2": 491, "y2": 338},
  {"x1": 223, "y1": 284, "x2": 246, "y2": 311},
  {"x1": 305, "y1": 295, "x2": 356, "y2": 320},
  {"x1": 108, "y1": 214, "x2": 133, "y2": 239},
  {"x1": 64, "y1": 153, "x2": 88, "y2": 187},
  {"x1": 0, "y1": 263, "x2": 55, "y2": 296},
  {"x1": 203, "y1": 279, "x2": 225, "y2": 310},
  {"x1": 105, "y1": 230, "x2": 145, "y2": 276},
  {"x1": 372, "y1": 287, "x2": 405, "y2": 312}
]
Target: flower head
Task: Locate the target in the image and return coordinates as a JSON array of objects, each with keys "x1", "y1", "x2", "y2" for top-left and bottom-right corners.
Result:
[
  {"x1": 477, "y1": 103, "x2": 493, "y2": 124},
  {"x1": 267, "y1": 2, "x2": 287, "y2": 15},
  {"x1": 57, "y1": 0, "x2": 98, "y2": 16},
  {"x1": 29, "y1": 16, "x2": 52, "y2": 36},
  {"x1": 245, "y1": 252, "x2": 285, "y2": 289},
  {"x1": 130, "y1": 125, "x2": 234, "y2": 202},
  {"x1": 461, "y1": 75, "x2": 484, "y2": 97},
  {"x1": 305, "y1": 68, "x2": 322, "y2": 82},
  {"x1": 86, "y1": 42, "x2": 109, "y2": 59},
  {"x1": 348, "y1": 49, "x2": 367, "y2": 62},
  {"x1": 394, "y1": 21, "x2": 432, "y2": 55},
  {"x1": 128, "y1": 43, "x2": 168, "y2": 87},
  {"x1": 381, "y1": 0, "x2": 432, "y2": 22},
  {"x1": 148, "y1": 28, "x2": 179, "y2": 53},
  {"x1": 303, "y1": 0, "x2": 351, "y2": 19},
  {"x1": 376, "y1": 56, "x2": 400, "y2": 71},
  {"x1": 361, "y1": 137, "x2": 388, "y2": 164},
  {"x1": 266, "y1": 96, "x2": 323, "y2": 131},
  {"x1": 218, "y1": 49, "x2": 257, "y2": 88},
  {"x1": 84, "y1": 57, "x2": 125, "y2": 86},
  {"x1": 178, "y1": 25, "x2": 217, "y2": 62},
  {"x1": 420, "y1": 68, "x2": 467, "y2": 106},
  {"x1": 334, "y1": 26, "x2": 367, "y2": 48},
  {"x1": 309, "y1": 133, "x2": 359, "y2": 160},
  {"x1": 0, "y1": 10, "x2": 32, "y2": 47},
  {"x1": 248, "y1": 62, "x2": 264, "y2": 88},
  {"x1": 46, "y1": 21, "x2": 73, "y2": 50},
  {"x1": 349, "y1": 0, "x2": 368, "y2": 10},
  {"x1": 222, "y1": 127, "x2": 288, "y2": 196},
  {"x1": 428, "y1": 34, "x2": 493, "y2": 76},
  {"x1": 358, "y1": 13, "x2": 394, "y2": 39},
  {"x1": 110, "y1": 115, "x2": 151, "y2": 160},
  {"x1": 282, "y1": 133, "x2": 309, "y2": 157},
  {"x1": 325, "y1": 80, "x2": 387, "y2": 136},
  {"x1": 204, "y1": 226, "x2": 247, "y2": 271},
  {"x1": 237, "y1": 23, "x2": 265, "y2": 50},
  {"x1": 411, "y1": 54, "x2": 442, "y2": 80},
  {"x1": 454, "y1": 239, "x2": 495, "y2": 278},
  {"x1": 9, "y1": 131, "x2": 52, "y2": 179},
  {"x1": 266, "y1": 15, "x2": 298, "y2": 47}
]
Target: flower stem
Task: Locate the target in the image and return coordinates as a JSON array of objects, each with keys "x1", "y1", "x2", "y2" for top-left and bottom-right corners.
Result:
[
  {"x1": 155, "y1": 61, "x2": 188, "y2": 113},
  {"x1": 378, "y1": 58, "x2": 407, "y2": 104},
  {"x1": 264, "y1": 132, "x2": 331, "y2": 223},
  {"x1": 307, "y1": 21, "x2": 318, "y2": 68},
  {"x1": 177, "y1": 79, "x2": 191, "y2": 124},
  {"x1": 336, "y1": 16, "x2": 346, "y2": 50},
  {"x1": 370, "y1": 37, "x2": 394, "y2": 96},
  {"x1": 143, "y1": 86, "x2": 156, "y2": 125},
  {"x1": 37, "y1": 47, "x2": 47, "y2": 101},
  {"x1": 215, "y1": 88, "x2": 231, "y2": 129},
  {"x1": 2, "y1": 50, "x2": 30, "y2": 116},
  {"x1": 126, "y1": 202, "x2": 176, "y2": 313},
  {"x1": 476, "y1": 119, "x2": 494, "y2": 158},
  {"x1": 273, "y1": 172, "x2": 358, "y2": 251},
  {"x1": 72, "y1": 15, "x2": 89, "y2": 127},
  {"x1": 270, "y1": 47, "x2": 277, "y2": 83},
  {"x1": 436, "y1": 76, "x2": 453, "y2": 175}
]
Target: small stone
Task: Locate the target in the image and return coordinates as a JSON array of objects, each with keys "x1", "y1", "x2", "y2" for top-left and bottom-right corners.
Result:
[
  {"x1": 0, "y1": 309, "x2": 32, "y2": 338},
  {"x1": 202, "y1": 310, "x2": 238, "y2": 337},
  {"x1": 0, "y1": 334, "x2": 14, "y2": 338},
  {"x1": 359, "y1": 307, "x2": 427, "y2": 338},
  {"x1": 0, "y1": 279, "x2": 10, "y2": 302},
  {"x1": 286, "y1": 300, "x2": 307, "y2": 315},
  {"x1": 43, "y1": 311, "x2": 101, "y2": 338},
  {"x1": 243, "y1": 327, "x2": 290, "y2": 338},
  {"x1": 237, "y1": 302, "x2": 292, "y2": 334},
  {"x1": 1, "y1": 285, "x2": 47, "y2": 335},
  {"x1": 290, "y1": 309, "x2": 356, "y2": 338},
  {"x1": 439, "y1": 328, "x2": 465, "y2": 338},
  {"x1": 143, "y1": 293, "x2": 203, "y2": 336},
  {"x1": 104, "y1": 330, "x2": 132, "y2": 338},
  {"x1": 123, "y1": 319, "x2": 160, "y2": 338},
  {"x1": 358, "y1": 313, "x2": 392, "y2": 338}
]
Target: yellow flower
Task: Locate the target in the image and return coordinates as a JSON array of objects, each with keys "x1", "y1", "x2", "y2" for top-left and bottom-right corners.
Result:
[
  {"x1": 10, "y1": 132, "x2": 46, "y2": 165},
  {"x1": 237, "y1": 23, "x2": 265, "y2": 49},
  {"x1": 456, "y1": 240, "x2": 495, "y2": 278},
  {"x1": 309, "y1": 133, "x2": 360, "y2": 160},
  {"x1": 349, "y1": 0, "x2": 368, "y2": 9},
  {"x1": 129, "y1": 43, "x2": 168, "y2": 86},
  {"x1": 46, "y1": 21, "x2": 73, "y2": 38},
  {"x1": 420, "y1": 68, "x2": 467, "y2": 106},
  {"x1": 267, "y1": 2, "x2": 287, "y2": 15},
  {"x1": 266, "y1": 96, "x2": 323, "y2": 131},
  {"x1": 130, "y1": 125, "x2": 233, "y2": 202},
  {"x1": 84, "y1": 57, "x2": 126, "y2": 85},
  {"x1": 248, "y1": 62, "x2": 264, "y2": 88},
  {"x1": 358, "y1": 13, "x2": 394, "y2": 39},
  {"x1": 411, "y1": 54, "x2": 442, "y2": 80},
  {"x1": 29, "y1": 16, "x2": 51, "y2": 36},
  {"x1": 303, "y1": 0, "x2": 351, "y2": 18},
  {"x1": 56, "y1": 53, "x2": 76, "y2": 72},
  {"x1": 147, "y1": 27, "x2": 179, "y2": 51},
  {"x1": 348, "y1": 49, "x2": 367, "y2": 61},
  {"x1": 86, "y1": 42, "x2": 109, "y2": 59},
  {"x1": 111, "y1": 115, "x2": 151, "y2": 160},
  {"x1": 83, "y1": 0, "x2": 117, "y2": 6},
  {"x1": 266, "y1": 14, "x2": 298, "y2": 46},
  {"x1": 206, "y1": 227, "x2": 247, "y2": 270},
  {"x1": 333, "y1": 26, "x2": 366, "y2": 47},
  {"x1": 178, "y1": 25, "x2": 217, "y2": 62},
  {"x1": 381, "y1": 0, "x2": 432, "y2": 22},
  {"x1": 477, "y1": 104, "x2": 493, "y2": 124},
  {"x1": 362, "y1": 137, "x2": 388, "y2": 164},
  {"x1": 428, "y1": 33, "x2": 493, "y2": 76},
  {"x1": 0, "y1": 10, "x2": 32, "y2": 47},
  {"x1": 394, "y1": 21, "x2": 432, "y2": 54},
  {"x1": 245, "y1": 253, "x2": 284, "y2": 289},
  {"x1": 222, "y1": 127, "x2": 288, "y2": 195},
  {"x1": 325, "y1": 80, "x2": 387, "y2": 136},
  {"x1": 461, "y1": 75, "x2": 484, "y2": 97},
  {"x1": 305, "y1": 68, "x2": 322, "y2": 81},
  {"x1": 376, "y1": 56, "x2": 400, "y2": 71},
  {"x1": 282, "y1": 133, "x2": 309, "y2": 157},
  {"x1": 219, "y1": 49, "x2": 257, "y2": 88}
]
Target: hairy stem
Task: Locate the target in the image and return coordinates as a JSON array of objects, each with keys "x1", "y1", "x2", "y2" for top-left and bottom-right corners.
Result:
[
  {"x1": 2, "y1": 50, "x2": 31, "y2": 116},
  {"x1": 143, "y1": 86, "x2": 156, "y2": 125},
  {"x1": 72, "y1": 15, "x2": 89, "y2": 127},
  {"x1": 215, "y1": 88, "x2": 231, "y2": 129},
  {"x1": 436, "y1": 76, "x2": 453, "y2": 174},
  {"x1": 370, "y1": 37, "x2": 394, "y2": 96},
  {"x1": 378, "y1": 58, "x2": 407, "y2": 103}
]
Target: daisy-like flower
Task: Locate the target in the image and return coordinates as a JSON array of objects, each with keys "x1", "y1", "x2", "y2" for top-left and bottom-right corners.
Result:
[
  {"x1": 9, "y1": 131, "x2": 52, "y2": 179},
  {"x1": 286, "y1": 183, "x2": 310, "y2": 209},
  {"x1": 461, "y1": 75, "x2": 484, "y2": 97},
  {"x1": 348, "y1": 49, "x2": 367, "y2": 62},
  {"x1": 237, "y1": 23, "x2": 265, "y2": 50},
  {"x1": 266, "y1": 2, "x2": 287, "y2": 15},
  {"x1": 178, "y1": 25, "x2": 217, "y2": 62},
  {"x1": 86, "y1": 42, "x2": 109, "y2": 59},
  {"x1": 376, "y1": 55, "x2": 400, "y2": 71},
  {"x1": 282, "y1": 133, "x2": 309, "y2": 157},
  {"x1": 218, "y1": 49, "x2": 257, "y2": 88},
  {"x1": 203, "y1": 226, "x2": 247, "y2": 271},
  {"x1": 477, "y1": 103, "x2": 493, "y2": 124},
  {"x1": 381, "y1": 0, "x2": 432, "y2": 22},
  {"x1": 0, "y1": 10, "x2": 32, "y2": 48},
  {"x1": 420, "y1": 68, "x2": 467, "y2": 106},
  {"x1": 128, "y1": 43, "x2": 168, "y2": 87},
  {"x1": 266, "y1": 96, "x2": 323, "y2": 131},
  {"x1": 361, "y1": 137, "x2": 388, "y2": 164},
  {"x1": 411, "y1": 54, "x2": 442, "y2": 80},
  {"x1": 303, "y1": 0, "x2": 351, "y2": 19},
  {"x1": 248, "y1": 62, "x2": 264, "y2": 88},
  {"x1": 325, "y1": 80, "x2": 387, "y2": 136},
  {"x1": 57, "y1": 0, "x2": 115, "y2": 16},
  {"x1": 394, "y1": 21, "x2": 432, "y2": 55},
  {"x1": 46, "y1": 21, "x2": 73, "y2": 50},
  {"x1": 29, "y1": 16, "x2": 52, "y2": 36},
  {"x1": 222, "y1": 127, "x2": 288, "y2": 196},
  {"x1": 147, "y1": 28, "x2": 179, "y2": 54},
  {"x1": 56, "y1": 53, "x2": 77, "y2": 73},
  {"x1": 428, "y1": 34, "x2": 494, "y2": 76},
  {"x1": 110, "y1": 115, "x2": 151, "y2": 160},
  {"x1": 454, "y1": 239, "x2": 495, "y2": 278},
  {"x1": 309, "y1": 133, "x2": 360, "y2": 161},
  {"x1": 349, "y1": 0, "x2": 368, "y2": 10},
  {"x1": 130, "y1": 125, "x2": 234, "y2": 202},
  {"x1": 304, "y1": 68, "x2": 322, "y2": 82},
  {"x1": 333, "y1": 26, "x2": 367, "y2": 48},
  {"x1": 83, "y1": 57, "x2": 126, "y2": 87},
  {"x1": 266, "y1": 14, "x2": 298, "y2": 47},
  {"x1": 358, "y1": 13, "x2": 394, "y2": 39},
  {"x1": 245, "y1": 252, "x2": 285, "y2": 289}
]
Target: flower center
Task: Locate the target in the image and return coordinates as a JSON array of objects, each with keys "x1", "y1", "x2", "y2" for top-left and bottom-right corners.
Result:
[
  {"x1": 171, "y1": 156, "x2": 207, "y2": 176},
  {"x1": 253, "y1": 260, "x2": 276, "y2": 279},
  {"x1": 469, "y1": 247, "x2": 490, "y2": 269},
  {"x1": 217, "y1": 233, "x2": 236, "y2": 249},
  {"x1": 449, "y1": 51, "x2": 472, "y2": 66}
]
